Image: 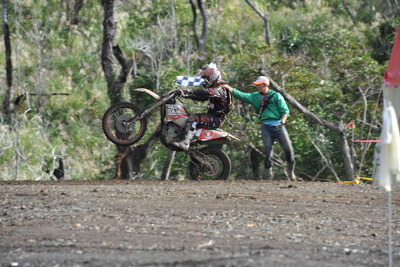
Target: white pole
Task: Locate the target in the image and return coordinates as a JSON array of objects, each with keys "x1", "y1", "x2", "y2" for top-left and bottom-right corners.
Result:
[{"x1": 387, "y1": 187, "x2": 393, "y2": 267}]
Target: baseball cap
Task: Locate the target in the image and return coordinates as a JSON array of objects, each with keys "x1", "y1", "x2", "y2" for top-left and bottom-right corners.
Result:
[{"x1": 251, "y1": 76, "x2": 270, "y2": 86}]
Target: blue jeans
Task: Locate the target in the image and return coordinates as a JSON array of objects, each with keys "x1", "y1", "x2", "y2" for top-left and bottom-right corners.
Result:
[{"x1": 261, "y1": 124, "x2": 295, "y2": 169}]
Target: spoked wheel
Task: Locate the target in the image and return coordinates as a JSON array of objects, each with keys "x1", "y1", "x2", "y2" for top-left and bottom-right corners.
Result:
[
  {"x1": 189, "y1": 146, "x2": 231, "y2": 181},
  {"x1": 102, "y1": 102, "x2": 147, "y2": 146}
]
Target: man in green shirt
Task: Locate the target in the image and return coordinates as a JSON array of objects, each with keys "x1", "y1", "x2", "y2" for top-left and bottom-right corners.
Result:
[{"x1": 232, "y1": 76, "x2": 296, "y2": 181}]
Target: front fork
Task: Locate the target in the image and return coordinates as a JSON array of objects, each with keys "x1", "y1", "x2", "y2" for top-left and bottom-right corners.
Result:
[{"x1": 127, "y1": 93, "x2": 176, "y2": 123}]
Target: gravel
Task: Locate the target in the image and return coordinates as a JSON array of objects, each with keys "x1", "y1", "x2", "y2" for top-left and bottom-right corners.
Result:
[{"x1": 0, "y1": 180, "x2": 399, "y2": 266}]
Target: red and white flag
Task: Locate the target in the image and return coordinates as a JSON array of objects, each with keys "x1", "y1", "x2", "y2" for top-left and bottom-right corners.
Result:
[{"x1": 384, "y1": 25, "x2": 400, "y2": 88}]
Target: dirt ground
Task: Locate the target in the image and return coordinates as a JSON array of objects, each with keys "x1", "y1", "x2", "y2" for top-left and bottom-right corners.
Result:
[{"x1": 0, "y1": 180, "x2": 399, "y2": 267}]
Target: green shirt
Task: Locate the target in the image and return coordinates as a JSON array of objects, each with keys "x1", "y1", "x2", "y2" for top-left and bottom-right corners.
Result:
[{"x1": 232, "y1": 88, "x2": 290, "y2": 123}]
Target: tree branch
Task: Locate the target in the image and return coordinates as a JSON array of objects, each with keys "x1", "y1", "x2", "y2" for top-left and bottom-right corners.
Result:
[
  {"x1": 71, "y1": 0, "x2": 84, "y2": 25},
  {"x1": 189, "y1": 0, "x2": 208, "y2": 52},
  {"x1": 265, "y1": 74, "x2": 340, "y2": 133},
  {"x1": 244, "y1": 0, "x2": 271, "y2": 46},
  {"x1": 197, "y1": 0, "x2": 208, "y2": 51},
  {"x1": 112, "y1": 45, "x2": 134, "y2": 94}
]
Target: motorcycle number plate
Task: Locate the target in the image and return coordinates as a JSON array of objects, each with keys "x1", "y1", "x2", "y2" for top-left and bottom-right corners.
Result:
[{"x1": 165, "y1": 104, "x2": 188, "y2": 122}]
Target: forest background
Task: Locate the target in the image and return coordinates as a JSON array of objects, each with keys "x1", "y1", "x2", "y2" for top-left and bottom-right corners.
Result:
[{"x1": 1, "y1": 0, "x2": 399, "y2": 181}]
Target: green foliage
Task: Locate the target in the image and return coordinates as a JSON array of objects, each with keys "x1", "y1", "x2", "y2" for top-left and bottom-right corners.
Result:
[
  {"x1": 365, "y1": 17, "x2": 400, "y2": 63},
  {"x1": 0, "y1": 0, "x2": 396, "y2": 181}
]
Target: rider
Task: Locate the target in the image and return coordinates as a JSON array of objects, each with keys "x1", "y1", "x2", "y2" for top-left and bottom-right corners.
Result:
[{"x1": 172, "y1": 63, "x2": 234, "y2": 150}]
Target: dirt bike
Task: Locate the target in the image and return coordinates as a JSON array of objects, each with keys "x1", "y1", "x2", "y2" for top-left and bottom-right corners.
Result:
[{"x1": 102, "y1": 88, "x2": 238, "y2": 180}]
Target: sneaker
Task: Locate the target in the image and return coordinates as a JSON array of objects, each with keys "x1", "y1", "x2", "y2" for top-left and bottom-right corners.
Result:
[
  {"x1": 288, "y1": 172, "x2": 297, "y2": 181},
  {"x1": 287, "y1": 163, "x2": 297, "y2": 181}
]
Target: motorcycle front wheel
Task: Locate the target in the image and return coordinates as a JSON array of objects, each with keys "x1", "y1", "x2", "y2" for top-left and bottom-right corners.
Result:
[
  {"x1": 102, "y1": 102, "x2": 147, "y2": 146},
  {"x1": 189, "y1": 146, "x2": 231, "y2": 181}
]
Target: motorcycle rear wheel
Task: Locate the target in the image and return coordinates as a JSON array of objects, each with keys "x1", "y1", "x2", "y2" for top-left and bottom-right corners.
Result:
[
  {"x1": 189, "y1": 146, "x2": 231, "y2": 181},
  {"x1": 102, "y1": 102, "x2": 147, "y2": 146}
]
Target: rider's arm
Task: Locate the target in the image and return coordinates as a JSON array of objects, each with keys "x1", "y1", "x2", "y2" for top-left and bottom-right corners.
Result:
[{"x1": 182, "y1": 88, "x2": 213, "y2": 101}]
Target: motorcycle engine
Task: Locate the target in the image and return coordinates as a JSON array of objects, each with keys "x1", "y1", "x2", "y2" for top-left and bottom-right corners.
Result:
[{"x1": 161, "y1": 122, "x2": 185, "y2": 148}]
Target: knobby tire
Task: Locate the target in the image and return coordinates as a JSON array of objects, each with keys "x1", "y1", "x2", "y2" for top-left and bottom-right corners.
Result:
[
  {"x1": 189, "y1": 146, "x2": 231, "y2": 181},
  {"x1": 102, "y1": 102, "x2": 147, "y2": 146}
]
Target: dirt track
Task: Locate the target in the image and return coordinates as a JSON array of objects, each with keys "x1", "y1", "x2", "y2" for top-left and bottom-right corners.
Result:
[{"x1": 0, "y1": 180, "x2": 399, "y2": 267}]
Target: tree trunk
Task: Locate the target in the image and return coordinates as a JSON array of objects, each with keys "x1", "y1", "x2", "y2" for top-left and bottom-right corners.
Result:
[
  {"x1": 266, "y1": 75, "x2": 355, "y2": 180},
  {"x1": 161, "y1": 150, "x2": 176, "y2": 180},
  {"x1": 2, "y1": 0, "x2": 13, "y2": 114},
  {"x1": 116, "y1": 126, "x2": 161, "y2": 180},
  {"x1": 101, "y1": 0, "x2": 153, "y2": 179},
  {"x1": 100, "y1": 0, "x2": 121, "y2": 104},
  {"x1": 339, "y1": 127, "x2": 354, "y2": 180},
  {"x1": 189, "y1": 0, "x2": 208, "y2": 53},
  {"x1": 71, "y1": 0, "x2": 84, "y2": 25}
]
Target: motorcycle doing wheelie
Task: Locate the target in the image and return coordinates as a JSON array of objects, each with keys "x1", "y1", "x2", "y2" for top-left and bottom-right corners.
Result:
[{"x1": 102, "y1": 88, "x2": 238, "y2": 180}]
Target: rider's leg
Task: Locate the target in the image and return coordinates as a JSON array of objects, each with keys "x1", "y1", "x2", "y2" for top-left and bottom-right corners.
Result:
[
  {"x1": 172, "y1": 113, "x2": 223, "y2": 151},
  {"x1": 277, "y1": 126, "x2": 296, "y2": 181},
  {"x1": 172, "y1": 118, "x2": 197, "y2": 151},
  {"x1": 262, "y1": 124, "x2": 275, "y2": 180}
]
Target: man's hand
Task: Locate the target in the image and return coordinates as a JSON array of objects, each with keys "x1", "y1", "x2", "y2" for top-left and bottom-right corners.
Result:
[
  {"x1": 179, "y1": 89, "x2": 190, "y2": 97},
  {"x1": 224, "y1": 84, "x2": 233, "y2": 92},
  {"x1": 276, "y1": 121, "x2": 286, "y2": 131}
]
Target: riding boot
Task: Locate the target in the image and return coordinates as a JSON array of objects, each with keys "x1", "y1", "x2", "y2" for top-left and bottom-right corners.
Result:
[
  {"x1": 172, "y1": 129, "x2": 196, "y2": 151},
  {"x1": 287, "y1": 162, "x2": 297, "y2": 181},
  {"x1": 264, "y1": 168, "x2": 273, "y2": 180}
]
